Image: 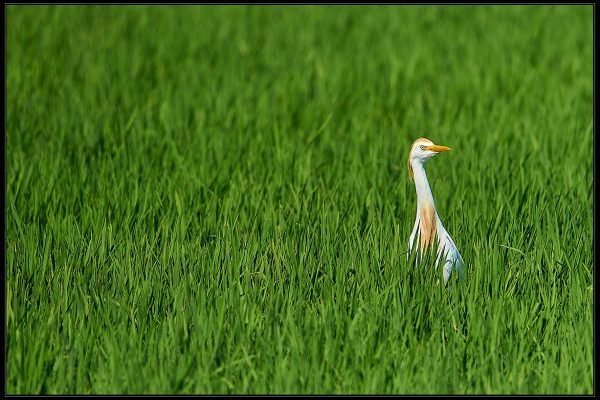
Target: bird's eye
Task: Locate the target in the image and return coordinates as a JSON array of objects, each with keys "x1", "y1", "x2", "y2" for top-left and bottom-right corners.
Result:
[{"x1": 420, "y1": 145, "x2": 426, "y2": 150}]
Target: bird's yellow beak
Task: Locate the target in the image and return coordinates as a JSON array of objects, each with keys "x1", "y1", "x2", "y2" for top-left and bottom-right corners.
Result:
[{"x1": 425, "y1": 144, "x2": 452, "y2": 153}]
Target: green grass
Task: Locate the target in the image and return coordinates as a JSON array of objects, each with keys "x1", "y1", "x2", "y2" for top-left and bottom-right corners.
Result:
[{"x1": 6, "y1": 5, "x2": 593, "y2": 395}]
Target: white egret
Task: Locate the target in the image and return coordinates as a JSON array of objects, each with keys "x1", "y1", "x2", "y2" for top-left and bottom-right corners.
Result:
[{"x1": 407, "y1": 138, "x2": 464, "y2": 285}]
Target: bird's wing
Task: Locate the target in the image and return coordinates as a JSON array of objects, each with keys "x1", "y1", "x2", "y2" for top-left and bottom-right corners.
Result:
[
  {"x1": 438, "y1": 231, "x2": 464, "y2": 283},
  {"x1": 407, "y1": 213, "x2": 421, "y2": 261}
]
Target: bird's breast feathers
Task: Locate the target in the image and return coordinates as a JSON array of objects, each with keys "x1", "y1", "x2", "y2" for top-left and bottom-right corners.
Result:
[{"x1": 418, "y1": 202, "x2": 438, "y2": 252}]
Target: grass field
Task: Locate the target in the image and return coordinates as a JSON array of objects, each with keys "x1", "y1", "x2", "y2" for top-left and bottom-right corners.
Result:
[{"x1": 6, "y1": 5, "x2": 594, "y2": 394}]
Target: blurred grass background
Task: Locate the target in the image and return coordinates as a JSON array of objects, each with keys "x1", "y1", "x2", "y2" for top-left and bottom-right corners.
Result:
[{"x1": 6, "y1": 5, "x2": 593, "y2": 394}]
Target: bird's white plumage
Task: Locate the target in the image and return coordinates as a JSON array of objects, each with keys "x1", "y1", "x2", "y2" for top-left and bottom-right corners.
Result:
[{"x1": 406, "y1": 138, "x2": 463, "y2": 285}]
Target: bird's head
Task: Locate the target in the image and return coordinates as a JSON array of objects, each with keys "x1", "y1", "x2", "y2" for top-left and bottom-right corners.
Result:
[{"x1": 407, "y1": 138, "x2": 452, "y2": 179}]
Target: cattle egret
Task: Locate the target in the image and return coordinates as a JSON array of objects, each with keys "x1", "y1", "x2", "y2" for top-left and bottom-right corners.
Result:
[{"x1": 407, "y1": 138, "x2": 464, "y2": 285}]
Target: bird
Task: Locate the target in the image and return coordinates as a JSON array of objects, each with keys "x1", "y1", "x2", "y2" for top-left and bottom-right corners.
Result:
[{"x1": 406, "y1": 138, "x2": 464, "y2": 285}]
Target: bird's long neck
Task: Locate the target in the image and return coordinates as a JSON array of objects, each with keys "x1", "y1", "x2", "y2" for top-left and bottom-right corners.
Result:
[
  {"x1": 411, "y1": 161, "x2": 439, "y2": 251},
  {"x1": 411, "y1": 161, "x2": 436, "y2": 210}
]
